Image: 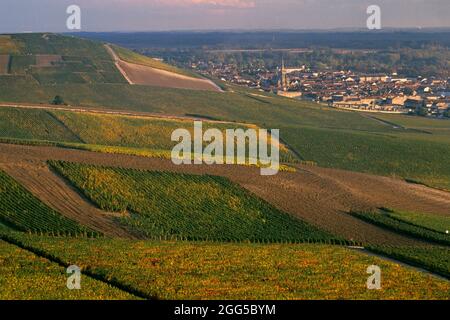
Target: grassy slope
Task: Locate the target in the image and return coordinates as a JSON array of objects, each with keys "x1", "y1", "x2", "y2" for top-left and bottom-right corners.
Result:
[
  {"x1": 0, "y1": 240, "x2": 134, "y2": 300},
  {"x1": 1, "y1": 233, "x2": 449, "y2": 300},
  {"x1": 0, "y1": 33, "x2": 449, "y2": 189}
]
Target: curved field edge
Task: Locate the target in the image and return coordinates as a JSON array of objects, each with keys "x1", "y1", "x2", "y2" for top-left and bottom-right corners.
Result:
[
  {"x1": 385, "y1": 209, "x2": 450, "y2": 234},
  {"x1": 0, "y1": 232, "x2": 448, "y2": 300},
  {"x1": 367, "y1": 246, "x2": 450, "y2": 279},
  {"x1": 0, "y1": 169, "x2": 101, "y2": 237},
  {"x1": 48, "y1": 161, "x2": 342, "y2": 244},
  {"x1": 349, "y1": 211, "x2": 450, "y2": 246},
  {"x1": 0, "y1": 239, "x2": 136, "y2": 300},
  {"x1": 110, "y1": 44, "x2": 202, "y2": 79}
]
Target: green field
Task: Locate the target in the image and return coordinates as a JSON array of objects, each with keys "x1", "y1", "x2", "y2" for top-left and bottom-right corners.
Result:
[
  {"x1": 350, "y1": 210, "x2": 450, "y2": 246},
  {"x1": 1, "y1": 232, "x2": 448, "y2": 300},
  {"x1": 388, "y1": 210, "x2": 450, "y2": 234},
  {"x1": 0, "y1": 170, "x2": 99, "y2": 237},
  {"x1": 0, "y1": 240, "x2": 135, "y2": 300},
  {"x1": 0, "y1": 35, "x2": 21, "y2": 54},
  {"x1": 0, "y1": 108, "x2": 81, "y2": 142},
  {"x1": 49, "y1": 161, "x2": 335, "y2": 243},
  {"x1": 281, "y1": 125, "x2": 450, "y2": 190},
  {"x1": 0, "y1": 107, "x2": 296, "y2": 163},
  {"x1": 368, "y1": 245, "x2": 450, "y2": 279}
]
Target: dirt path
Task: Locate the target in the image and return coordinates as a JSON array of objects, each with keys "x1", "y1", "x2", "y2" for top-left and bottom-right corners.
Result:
[
  {"x1": 1, "y1": 143, "x2": 449, "y2": 245},
  {"x1": 0, "y1": 161, "x2": 137, "y2": 239},
  {"x1": 104, "y1": 44, "x2": 134, "y2": 85}
]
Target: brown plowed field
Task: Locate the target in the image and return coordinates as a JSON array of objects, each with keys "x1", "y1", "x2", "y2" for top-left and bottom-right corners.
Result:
[
  {"x1": 0, "y1": 55, "x2": 10, "y2": 74},
  {"x1": 35, "y1": 55, "x2": 62, "y2": 67},
  {"x1": 0, "y1": 160, "x2": 137, "y2": 239},
  {"x1": 1, "y1": 143, "x2": 449, "y2": 245},
  {"x1": 117, "y1": 59, "x2": 221, "y2": 92},
  {"x1": 105, "y1": 44, "x2": 221, "y2": 92}
]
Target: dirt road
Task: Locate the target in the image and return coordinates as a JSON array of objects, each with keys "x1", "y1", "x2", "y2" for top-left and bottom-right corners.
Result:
[{"x1": 1, "y1": 143, "x2": 449, "y2": 245}]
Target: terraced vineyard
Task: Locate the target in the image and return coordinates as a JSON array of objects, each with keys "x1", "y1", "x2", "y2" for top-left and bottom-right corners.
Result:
[
  {"x1": 49, "y1": 161, "x2": 337, "y2": 243},
  {"x1": 350, "y1": 210, "x2": 450, "y2": 246},
  {"x1": 0, "y1": 170, "x2": 99, "y2": 237}
]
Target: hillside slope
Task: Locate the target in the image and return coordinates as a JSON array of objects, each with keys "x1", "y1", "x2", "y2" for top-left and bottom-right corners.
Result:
[
  {"x1": 0, "y1": 33, "x2": 449, "y2": 189},
  {"x1": 0, "y1": 33, "x2": 217, "y2": 91},
  {"x1": 106, "y1": 44, "x2": 221, "y2": 91}
]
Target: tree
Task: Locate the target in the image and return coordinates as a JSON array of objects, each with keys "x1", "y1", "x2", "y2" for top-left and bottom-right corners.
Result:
[
  {"x1": 52, "y1": 95, "x2": 65, "y2": 105},
  {"x1": 416, "y1": 106, "x2": 428, "y2": 117}
]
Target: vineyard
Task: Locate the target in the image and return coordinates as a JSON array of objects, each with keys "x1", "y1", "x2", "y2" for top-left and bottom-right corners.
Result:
[
  {"x1": 0, "y1": 240, "x2": 135, "y2": 300},
  {"x1": 49, "y1": 161, "x2": 337, "y2": 243},
  {"x1": 0, "y1": 170, "x2": 100, "y2": 237},
  {"x1": 2, "y1": 233, "x2": 449, "y2": 300},
  {"x1": 0, "y1": 108, "x2": 81, "y2": 143},
  {"x1": 0, "y1": 33, "x2": 127, "y2": 85},
  {"x1": 350, "y1": 210, "x2": 450, "y2": 246},
  {"x1": 368, "y1": 246, "x2": 450, "y2": 279},
  {"x1": 386, "y1": 210, "x2": 450, "y2": 234},
  {"x1": 1, "y1": 34, "x2": 449, "y2": 189},
  {"x1": 0, "y1": 107, "x2": 296, "y2": 163},
  {"x1": 281, "y1": 125, "x2": 450, "y2": 190}
]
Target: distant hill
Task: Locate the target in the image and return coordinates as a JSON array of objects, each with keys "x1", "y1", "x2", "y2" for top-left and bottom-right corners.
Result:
[
  {"x1": 0, "y1": 33, "x2": 126, "y2": 84},
  {"x1": 75, "y1": 30, "x2": 450, "y2": 50},
  {"x1": 0, "y1": 33, "x2": 218, "y2": 91}
]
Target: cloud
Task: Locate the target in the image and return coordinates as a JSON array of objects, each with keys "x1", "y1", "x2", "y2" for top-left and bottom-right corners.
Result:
[{"x1": 108, "y1": 0, "x2": 256, "y2": 9}]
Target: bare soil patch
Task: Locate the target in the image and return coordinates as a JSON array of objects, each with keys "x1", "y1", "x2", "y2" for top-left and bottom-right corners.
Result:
[
  {"x1": 1, "y1": 144, "x2": 448, "y2": 245},
  {"x1": 0, "y1": 160, "x2": 137, "y2": 239},
  {"x1": 104, "y1": 44, "x2": 220, "y2": 92},
  {"x1": 0, "y1": 55, "x2": 10, "y2": 74},
  {"x1": 118, "y1": 59, "x2": 221, "y2": 92},
  {"x1": 35, "y1": 55, "x2": 63, "y2": 67}
]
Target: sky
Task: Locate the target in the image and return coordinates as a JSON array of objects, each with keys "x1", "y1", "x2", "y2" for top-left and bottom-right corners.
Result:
[{"x1": 1, "y1": 0, "x2": 450, "y2": 33}]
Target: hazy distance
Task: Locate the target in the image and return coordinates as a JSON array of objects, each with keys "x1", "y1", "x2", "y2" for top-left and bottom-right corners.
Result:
[{"x1": 1, "y1": 0, "x2": 449, "y2": 33}]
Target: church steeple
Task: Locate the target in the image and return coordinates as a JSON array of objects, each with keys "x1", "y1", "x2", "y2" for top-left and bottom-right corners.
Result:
[{"x1": 280, "y1": 56, "x2": 287, "y2": 91}]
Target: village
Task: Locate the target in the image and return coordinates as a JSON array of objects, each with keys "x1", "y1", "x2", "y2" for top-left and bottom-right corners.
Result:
[{"x1": 195, "y1": 60, "x2": 450, "y2": 118}]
